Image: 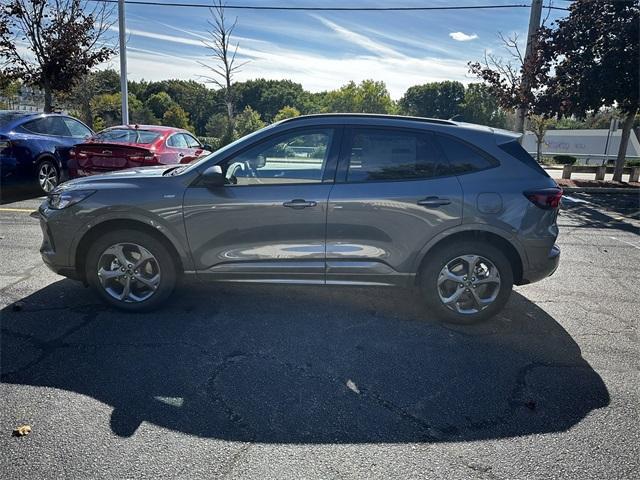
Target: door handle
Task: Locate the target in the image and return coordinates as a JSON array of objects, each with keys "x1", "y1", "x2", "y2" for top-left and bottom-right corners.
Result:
[
  {"x1": 417, "y1": 196, "x2": 451, "y2": 208},
  {"x1": 283, "y1": 199, "x2": 317, "y2": 209},
  {"x1": 178, "y1": 153, "x2": 185, "y2": 157}
]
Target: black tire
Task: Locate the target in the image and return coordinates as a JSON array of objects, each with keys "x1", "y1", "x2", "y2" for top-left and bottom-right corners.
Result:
[
  {"x1": 36, "y1": 158, "x2": 60, "y2": 194},
  {"x1": 420, "y1": 241, "x2": 514, "y2": 324},
  {"x1": 85, "y1": 229, "x2": 177, "y2": 312}
]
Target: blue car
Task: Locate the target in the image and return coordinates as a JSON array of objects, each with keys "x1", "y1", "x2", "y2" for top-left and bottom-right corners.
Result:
[{"x1": 0, "y1": 111, "x2": 93, "y2": 193}]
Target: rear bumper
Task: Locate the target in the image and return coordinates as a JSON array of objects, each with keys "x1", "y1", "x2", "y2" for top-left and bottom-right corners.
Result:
[{"x1": 520, "y1": 243, "x2": 560, "y2": 285}]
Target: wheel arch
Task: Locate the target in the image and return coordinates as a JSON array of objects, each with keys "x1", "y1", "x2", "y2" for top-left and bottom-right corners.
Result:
[
  {"x1": 414, "y1": 228, "x2": 525, "y2": 286},
  {"x1": 74, "y1": 219, "x2": 187, "y2": 283}
]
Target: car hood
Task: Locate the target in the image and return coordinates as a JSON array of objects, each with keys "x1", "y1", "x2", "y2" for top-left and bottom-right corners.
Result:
[{"x1": 56, "y1": 165, "x2": 176, "y2": 191}]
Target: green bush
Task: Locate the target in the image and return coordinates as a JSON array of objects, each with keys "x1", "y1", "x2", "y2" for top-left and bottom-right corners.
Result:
[
  {"x1": 626, "y1": 159, "x2": 640, "y2": 167},
  {"x1": 553, "y1": 155, "x2": 577, "y2": 165}
]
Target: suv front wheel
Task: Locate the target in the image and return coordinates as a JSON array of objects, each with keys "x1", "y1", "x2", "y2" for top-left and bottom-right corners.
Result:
[
  {"x1": 85, "y1": 229, "x2": 177, "y2": 312},
  {"x1": 421, "y1": 241, "x2": 514, "y2": 324}
]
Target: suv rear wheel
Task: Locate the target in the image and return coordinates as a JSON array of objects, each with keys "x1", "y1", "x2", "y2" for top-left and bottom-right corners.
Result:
[
  {"x1": 86, "y1": 229, "x2": 177, "y2": 312},
  {"x1": 421, "y1": 241, "x2": 513, "y2": 324}
]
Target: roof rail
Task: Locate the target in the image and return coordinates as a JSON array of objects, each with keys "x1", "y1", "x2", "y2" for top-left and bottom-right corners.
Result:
[{"x1": 278, "y1": 113, "x2": 457, "y2": 126}]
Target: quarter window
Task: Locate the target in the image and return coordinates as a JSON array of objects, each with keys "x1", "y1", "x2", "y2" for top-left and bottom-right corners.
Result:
[
  {"x1": 435, "y1": 135, "x2": 497, "y2": 174},
  {"x1": 346, "y1": 129, "x2": 447, "y2": 182},
  {"x1": 222, "y1": 129, "x2": 334, "y2": 186}
]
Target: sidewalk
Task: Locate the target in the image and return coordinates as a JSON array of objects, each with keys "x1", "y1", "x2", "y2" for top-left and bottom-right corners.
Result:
[{"x1": 544, "y1": 166, "x2": 631, "y2": 183}]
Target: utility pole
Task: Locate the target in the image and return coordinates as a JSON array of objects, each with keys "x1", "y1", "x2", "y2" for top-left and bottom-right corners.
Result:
[
  {"x1": 118, "y1": 0, "x2": 129, "y2": 125},
  {"x1": 515, "y1": 0, "x2": 543, "y2": 136}
]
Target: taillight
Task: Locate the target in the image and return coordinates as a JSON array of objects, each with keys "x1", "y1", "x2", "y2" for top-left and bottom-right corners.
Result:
[{"x1": 524, "y1": 187, "x2": 563, "y2": 210}]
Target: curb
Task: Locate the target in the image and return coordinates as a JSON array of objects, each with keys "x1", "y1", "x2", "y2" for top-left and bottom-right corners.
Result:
[{"x1": 561, "y1": 187, "x2": 640, "y2": 194}]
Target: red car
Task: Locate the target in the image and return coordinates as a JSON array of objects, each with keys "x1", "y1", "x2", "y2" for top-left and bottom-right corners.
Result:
[{"x1": 68, "y1": 125, "x2": 211, "y2": 178}]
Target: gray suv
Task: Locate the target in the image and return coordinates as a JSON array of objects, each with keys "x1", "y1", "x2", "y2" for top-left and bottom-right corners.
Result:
[{"x1": 38, "y1": 115, "x2": 561, "y2": 323}]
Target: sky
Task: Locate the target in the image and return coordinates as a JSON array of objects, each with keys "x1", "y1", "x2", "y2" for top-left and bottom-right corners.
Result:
[{"x1": 101, "y1": 0, "x2": 568, "y2": 99}]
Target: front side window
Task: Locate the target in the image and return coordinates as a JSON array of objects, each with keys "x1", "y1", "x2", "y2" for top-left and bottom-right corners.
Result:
[
  {"x1": 347, "y1": 129, "x2": 447, "y2": 182},
  {"x1": 435, "y1": 135, "x2": 497, "y2": 174},
  {"x1": 221, "y1": 129, "x2": 334, "y2": 186},
  {"x1": 184, "y1": 134, "x2": 202, "y2": 148},
  {"x1": 63, "y1": 117, "x2": 92, "y2": 138}
]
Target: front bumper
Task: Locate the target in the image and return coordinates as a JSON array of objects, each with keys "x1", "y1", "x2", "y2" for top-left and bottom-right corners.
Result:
[
  {"x1": 520, "y1": 243, "x2": 560, "y2": 285},
  {"x1": 38, "y1": 205, "x2": 82, "y2": 280}
]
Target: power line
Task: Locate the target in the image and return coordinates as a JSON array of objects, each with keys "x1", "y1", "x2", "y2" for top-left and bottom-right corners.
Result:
[{"x1": 90, "y1": 1, "x2": 569, "y2": 11}]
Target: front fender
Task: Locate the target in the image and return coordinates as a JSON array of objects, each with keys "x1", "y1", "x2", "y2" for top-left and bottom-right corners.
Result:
[{"x1": 68, "y1": 206, "x2": 195, "y2": 272}]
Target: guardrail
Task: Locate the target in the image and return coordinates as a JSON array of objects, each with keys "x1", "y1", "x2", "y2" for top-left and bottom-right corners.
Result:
[{"x1": 561, "y1": 164, "x2": 640, "y2": 182}]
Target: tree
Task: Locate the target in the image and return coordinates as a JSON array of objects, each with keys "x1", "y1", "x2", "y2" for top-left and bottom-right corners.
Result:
[
  {"x1": 323, "y1": 80, "x2": 395, "y2": 114},
  {"x1": 461, "y1": 83, "x2": 507, "y2": 128},
  {"x1": 91, "y1": 92, "x2": 158, "y2": 129},
  {"x1": 200, "y1": 0, "x2": 247, "y2": 142},
  {"x1": 399, "y1": 81, "x2": 464, "y2": 119},
  {"x1": 528, "y1": 114, "x2": 552, "y2": 163},
  {"x1": 274, "y1": 106, "x2": 300, "y2": 122},
  {"x1": 162, "y1": 105, "x2": 193, "y2": 132},
  {"x1": 234, "y1": 106, "x2": 265, "y2": 137},
  {"x1": 66, "y1": 69, "x2": 119, "y2": 128},
  {"x1": 146, "y1": 92, "x2": 176, "y2": 119},
  {"x1": 468, "y1": 32, "x2": 546, "y2": 134},
  {"x1": 0, "y1": 0, "x2": 114, "y2": 112},
  {"x1": 535, "y1": 0, "x2": 639, "y2": 181},
  {"x1": 235, "y1": 79, "x2": 306, "y2": 121}
]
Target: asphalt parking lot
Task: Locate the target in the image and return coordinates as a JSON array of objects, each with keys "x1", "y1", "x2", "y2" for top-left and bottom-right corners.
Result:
[{"x1": 1, "y1": 189, "x2": 638, "y2": 479}]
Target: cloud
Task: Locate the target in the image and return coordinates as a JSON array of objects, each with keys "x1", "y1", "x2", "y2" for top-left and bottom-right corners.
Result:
[
  {"x1": 449, "y1": 31, "x2": 478, "y2": 42},
  {"x1": 313, "y1": 16, "x2": 407, "y2": 59}
]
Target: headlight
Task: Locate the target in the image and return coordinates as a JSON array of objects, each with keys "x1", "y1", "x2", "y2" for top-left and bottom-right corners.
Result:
[{"x1": 48, "y1": 190, "x2": 96, "y2": 209}]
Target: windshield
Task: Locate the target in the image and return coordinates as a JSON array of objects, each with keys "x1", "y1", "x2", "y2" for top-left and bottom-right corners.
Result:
[
  {"x1": 93, "y1": 128, "x2": 161, "y2": 144},
  {"x1": 177, "y1": 122, "x2": 280, "y2": 174}
]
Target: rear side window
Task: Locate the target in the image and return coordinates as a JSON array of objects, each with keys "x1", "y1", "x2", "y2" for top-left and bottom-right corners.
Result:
[
  {"x1": 347, "y1": 129, "x2": 448, "y2": 182},
  {"x1": 167, "y1": 133, "x2": 188, "y2": 148},
  {"x1": 22, "y1": 117, "x2": 70, "y2": 136},
  {"x1": 435, "y1": 135, "x2": 497, "y2": 174},
  {"x1": 498, "y1": 140, "x2": 548, "y2": 176}
]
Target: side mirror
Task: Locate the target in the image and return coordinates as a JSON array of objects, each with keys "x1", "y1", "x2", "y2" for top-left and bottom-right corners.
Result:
[
  {"x1": 203, "y1": 144, "x2": 214, "y2": 151},
  {"x1": 201, "y1": 165, "x2": 225, "y2": 187}
]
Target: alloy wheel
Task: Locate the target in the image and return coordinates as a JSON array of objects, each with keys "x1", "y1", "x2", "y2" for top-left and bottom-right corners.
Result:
[
  {"x1": 437, "y1": 254, "x2": 501, "y2": 315},
  {"x1": 38, "y1": 162, "x2": 58, "y2": 193},
  {"x1": 97, "y1": 243, "x2": 161, "y2": 303}
]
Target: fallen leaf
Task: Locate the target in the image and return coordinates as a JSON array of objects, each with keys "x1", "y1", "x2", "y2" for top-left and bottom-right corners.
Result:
[{"x1": 13, "y1": 425, "x2": 32, "y2": 437}]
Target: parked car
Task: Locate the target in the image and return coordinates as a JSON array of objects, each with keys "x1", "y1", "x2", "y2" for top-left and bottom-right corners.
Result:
[
  {"x1": 37, "y1": 114, "x2": 561, "y2": 323},
  {"x1": 0, "y1": 111, "x2": 93, "y2": 193},
  {"x1": 68, "y1": 125, "x2": 211, "y2": 178}
]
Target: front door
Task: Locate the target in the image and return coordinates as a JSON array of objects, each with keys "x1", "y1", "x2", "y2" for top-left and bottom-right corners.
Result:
[
  {"x1": 183, "y1": 127, "x2": 341, "y2": 284},
  {"x1": 326, "y1": 127, "x2": 463, "y2": 286}
]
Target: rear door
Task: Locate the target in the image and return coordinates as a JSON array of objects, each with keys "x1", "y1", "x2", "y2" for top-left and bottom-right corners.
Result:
[
  {"x1": 183, "y1": 126, "x2": 341, "y2": 284},
  {"x1": 326, "y1": 127, "x2": 463, "y2": 286}
]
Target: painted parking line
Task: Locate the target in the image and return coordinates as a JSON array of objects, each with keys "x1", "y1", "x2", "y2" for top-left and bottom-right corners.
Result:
[
  {"x1": 609, "y1": 236, "x2": 640, "y2": 250},
  {"x1": 0, "y1": 207, "x2": 36, "y2": 213}
]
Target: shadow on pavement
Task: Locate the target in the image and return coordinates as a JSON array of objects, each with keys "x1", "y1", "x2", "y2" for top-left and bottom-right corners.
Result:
[
  {"x1": 1, "y1": 280, "x2": 609, "y2": 443},
  {"x1": 0, "y1": 183, "x2": 41, "y2": 205},
  {"x1": 561, "y1": 197, "x2": 639, "y2": 235}
]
